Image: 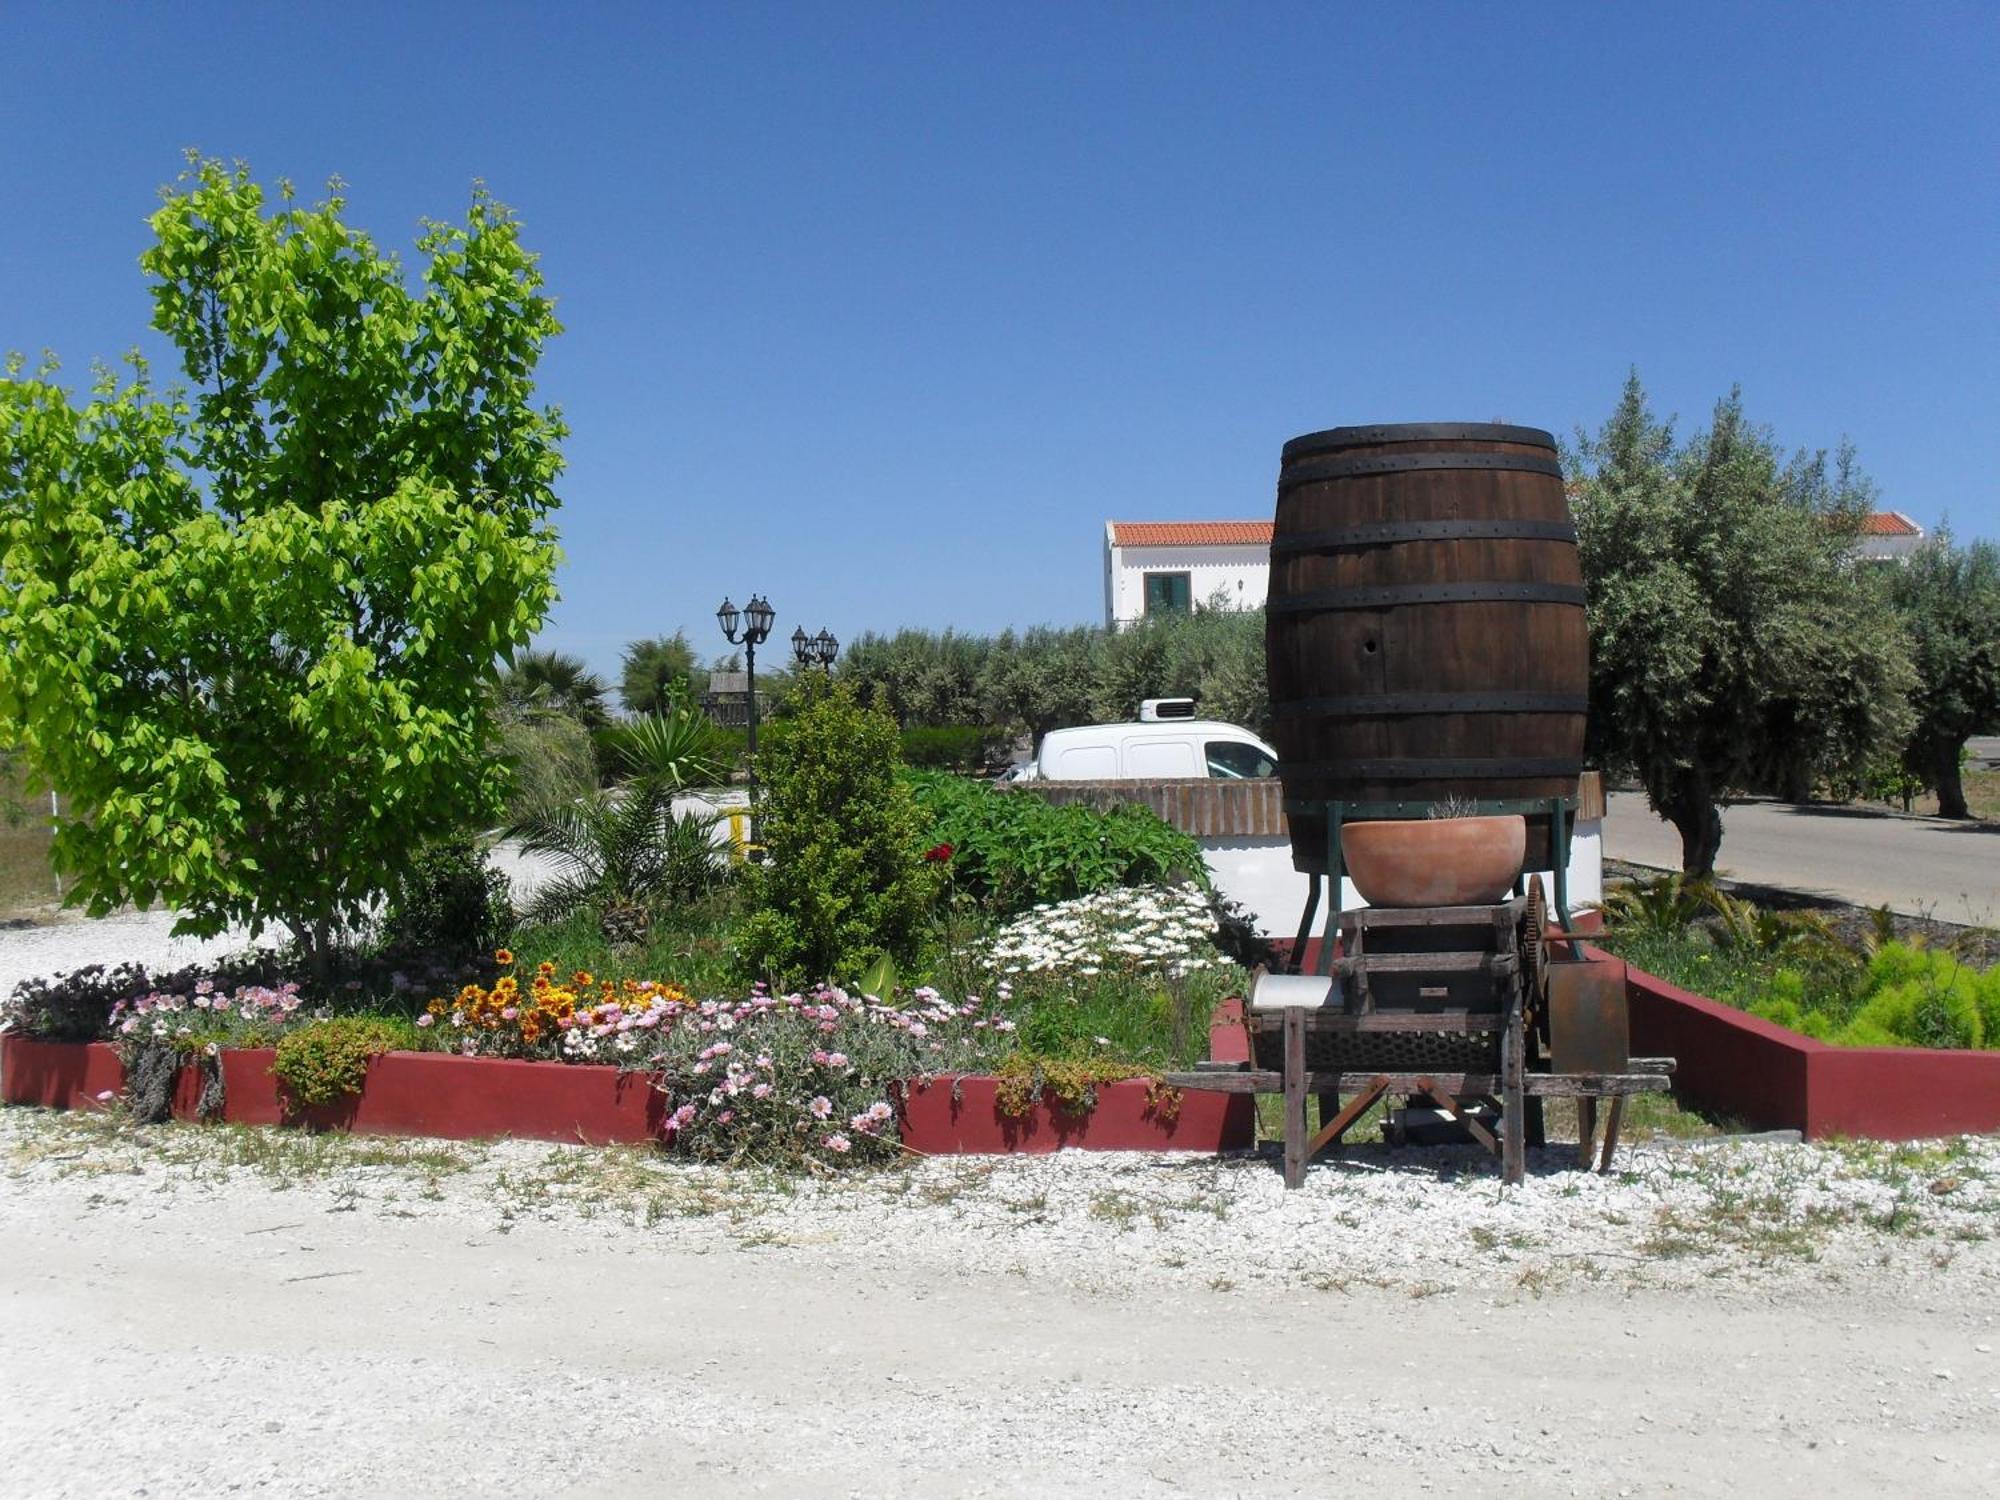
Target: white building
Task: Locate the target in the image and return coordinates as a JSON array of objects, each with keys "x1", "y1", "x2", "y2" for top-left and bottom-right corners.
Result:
[
  {"x1": 1857, "y1": 510, "x2": 1925, "y2": 561},
  {"x1": 1104, "y1": 511, "x2": 1925, "y2": 623},
  {"x1": 1103, "y1": 521, "x2": 1272, "y2": 627}
]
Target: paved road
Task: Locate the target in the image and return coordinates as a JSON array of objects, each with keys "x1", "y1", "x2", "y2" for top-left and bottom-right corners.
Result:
[{"x1": 1605, "y1": 791, "x2": 2000, "y2": 923}]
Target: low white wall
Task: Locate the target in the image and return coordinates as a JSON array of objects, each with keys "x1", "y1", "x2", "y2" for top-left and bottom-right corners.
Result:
[{"x1": 1202, "y1": 821, "x2": 1602, "y2": 938}]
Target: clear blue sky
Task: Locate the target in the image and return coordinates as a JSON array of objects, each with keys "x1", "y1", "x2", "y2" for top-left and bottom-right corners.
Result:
[{"x1": 5, "y1": 3, "x2": 1995, "y2": 681}]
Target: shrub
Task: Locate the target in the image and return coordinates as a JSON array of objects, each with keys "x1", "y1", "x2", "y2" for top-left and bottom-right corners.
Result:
[
  {"x1": 899, "y1": 725, "x2": 1001, "y2": 770},
  {"x1": 907, "y1": 771, "x2": 1206, "y2": 914},
  {"x1": 992, "y1": 1052, "x2": 1168, "y2": 1117},
  {"x1": 273, "y1": 1016, "x2": 422, "y2": 1106},
  {"x1": 738, "y1": 679, "x2": 937, "y2": 986},
  {"x1": 636, "y1": 982, "x2": 1003, "y2": 1167},
  {"x1": 380, "y1": 840, "x2": 514, "y2": 964}
]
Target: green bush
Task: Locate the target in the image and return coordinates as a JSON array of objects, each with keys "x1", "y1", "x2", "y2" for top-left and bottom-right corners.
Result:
[
  {"x1": 380, "y1": 840, "x2": 514, "y2": 963},
  {"x1": 899, "y1": 725, "x2": 1000, "y2": 770},
  {"x1": 907, "y1": 771, "x2": 1206, "y2": 915},
  {"x1": 273, "y1": 1017, "x2": 423, "y2": 1106},
  {"x1": 738, "y1": 678, "x2": 937, "y2": 986}
]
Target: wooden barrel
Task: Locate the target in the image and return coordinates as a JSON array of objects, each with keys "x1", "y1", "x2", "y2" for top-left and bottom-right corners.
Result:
[{"x1": 1266, "y1": 422, "x2": 1587, "y2": 874}]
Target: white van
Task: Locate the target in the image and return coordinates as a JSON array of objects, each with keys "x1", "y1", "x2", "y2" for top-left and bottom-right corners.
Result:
[{"x1": 1021, "y1": 699, "x2": 1278, "y2": 782}]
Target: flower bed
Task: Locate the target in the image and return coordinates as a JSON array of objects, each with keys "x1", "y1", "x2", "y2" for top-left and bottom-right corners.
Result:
[{"x1": 0, "y1": 1034, "x2": 1251, "y2": 1154}]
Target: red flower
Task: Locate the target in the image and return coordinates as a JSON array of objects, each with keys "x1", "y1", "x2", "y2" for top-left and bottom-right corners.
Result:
[{"x1": 923, "y1": 842, "x2": 954, "y2": 863}]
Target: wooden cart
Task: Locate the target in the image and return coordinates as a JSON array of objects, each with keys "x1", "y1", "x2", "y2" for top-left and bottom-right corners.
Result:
[{"x1": 1167, "y1": 880, "x2": 1673, "y2": 1185}]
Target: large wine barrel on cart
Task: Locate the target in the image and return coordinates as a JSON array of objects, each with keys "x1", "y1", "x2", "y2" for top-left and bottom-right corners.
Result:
[{"x1": 1267, "y1": 423, "x2": 1587, "y2": 874}]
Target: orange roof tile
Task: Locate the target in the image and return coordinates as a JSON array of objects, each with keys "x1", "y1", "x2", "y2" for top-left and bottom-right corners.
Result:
[
  {"x1": 1859, "y1": 510, "x2": 1922, "y2": 537},
  {"x1": 1109, "y1": 521, "x2": 1274, "y2": 548}
]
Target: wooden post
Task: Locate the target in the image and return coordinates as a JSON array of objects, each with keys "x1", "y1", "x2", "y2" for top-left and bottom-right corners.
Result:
[
  {"x1": 1577, "y1": 1094, "x2": 1598, "y2": 1171},
  {"x1": 1283, "y1": 1006, "x2": 1308, "y2": 1189},
  {"x1": 1596, "y1": 1095, "x2": 1626, "y2": 1174}
]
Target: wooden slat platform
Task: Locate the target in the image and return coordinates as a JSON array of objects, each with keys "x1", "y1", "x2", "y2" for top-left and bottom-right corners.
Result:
[
  {"x1": 1164, "y1": 1066, "x2": 1673, "y2": 1098},
  {"x1": 1328, "y1": 951, "x2": 1517, "y2": 976}
]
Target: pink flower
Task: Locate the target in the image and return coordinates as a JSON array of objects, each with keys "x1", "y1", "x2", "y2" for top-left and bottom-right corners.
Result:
[
  {"x1": 415, "y1": 1013, "x2": 434, "y2": 1028},
  {"x1": 751, "y1": 1083, "x2": 772, "y2": 1100},
  {"x1": 823, "y1": 1133, "x2": 851, "y2": 1154},
  {"x1": 501, "y1": 1007, "x2": 519, "y2": 1022},
  {"x1": 717, "y1": 1110, "x2": 734, "y2": 1124},
  {"x1": 811, "y1": 1049, "x2": 828, "y2": 1065},
  {"x1": 826, "y1": 1052, "x2": 849, "y2": 1069},
  {"x1": 809, "y1": 1096, "x2": 832, "y2": 1120},
  {"x1": 94, "y1": 1090, "x2": 115, "y2": 1102},
  {"x1": 866, "y1": 1101, "x2": 893, "y2": 1124}
]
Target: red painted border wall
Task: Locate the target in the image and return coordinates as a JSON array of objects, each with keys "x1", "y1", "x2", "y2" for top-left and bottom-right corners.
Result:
[
  {"x1": 1607, "y1": 950, "x2": 2000, "y2": 1140},
  {"x1": 1, "y1": 1038, "x2": 1252, "y2": 1155},
  {"x1": 898, "y1": 1074, "x2": 1254, "y2": 1154}
]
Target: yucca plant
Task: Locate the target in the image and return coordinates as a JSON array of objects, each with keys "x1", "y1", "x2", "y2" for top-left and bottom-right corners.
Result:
[
  {"x1": 605, "y1": 707, "x2": 732, "y2": 792},
  {"x1": 1590, "y1": 872, "x2": 1717, "y2": 937}
]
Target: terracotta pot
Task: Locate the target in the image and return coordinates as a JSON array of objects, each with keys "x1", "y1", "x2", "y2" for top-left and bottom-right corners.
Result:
[{"x1": 1340, "y1": 815, "x2": 1527, "y2": 908}]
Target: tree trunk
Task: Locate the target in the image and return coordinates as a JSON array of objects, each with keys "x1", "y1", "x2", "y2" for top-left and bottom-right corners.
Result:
[
  {"x1": 1932, "y1": 742, "x2": 1971, "y2": 820},
  {"x1": 1659, "y1": 777, "x2": 1724, "y2": 877}
]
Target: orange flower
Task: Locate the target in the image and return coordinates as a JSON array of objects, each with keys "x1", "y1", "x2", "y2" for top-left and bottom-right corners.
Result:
[{"x1": 495, "y1": 949, "x2": 514, "y2": 966}]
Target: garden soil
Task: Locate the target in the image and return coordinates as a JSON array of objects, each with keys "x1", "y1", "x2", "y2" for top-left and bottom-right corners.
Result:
[{"x1": 2, "y1": 1116, "x2": 1996, "y2": 1497}]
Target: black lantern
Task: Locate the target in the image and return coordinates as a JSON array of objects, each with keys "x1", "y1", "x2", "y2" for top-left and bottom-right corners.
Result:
[
  {"x1": 743, "y1": 594, "x2": 775, "y2": 644},
  {"x1": 793, "y1": 625, "x2": 839, "y2": 670},
  {"x1": 715, "y1": 596, "x2": 740, "y2": 640}
]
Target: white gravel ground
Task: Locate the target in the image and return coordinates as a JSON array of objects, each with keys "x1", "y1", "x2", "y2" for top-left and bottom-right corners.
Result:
[{"x1": 3, "y1": 1108, "x2": 1997, "y2": 1497}]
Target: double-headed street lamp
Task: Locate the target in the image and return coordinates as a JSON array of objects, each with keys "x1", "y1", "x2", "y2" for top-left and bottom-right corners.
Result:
[
  {"x1": 791, "y1": 625, "x2": 839, "y2": 670},
  {"x1": 716, "y1": 593, "x2": 775, "y2": 845}
]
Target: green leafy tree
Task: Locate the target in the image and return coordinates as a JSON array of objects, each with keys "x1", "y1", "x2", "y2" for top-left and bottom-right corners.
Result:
[
  {"x1": 0, "y1": 157, "x2": 564, "y2": 976},
  {"x1": 1886, "y1": 532, "x2": 2000, "y2": 818},
  {"x1": 619, "y1": 632, "x2": 702, "y2": 717},
  {"x1": 738, "y1": 677, "x2": 937, "y2": 985},
  {"x1": 1570, "y1": 374, "x2": 1914, "y2": 874}
]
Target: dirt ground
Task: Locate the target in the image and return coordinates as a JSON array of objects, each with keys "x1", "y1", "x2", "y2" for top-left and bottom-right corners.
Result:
[{"x1": 3, "y1": 1112, "x2": 1997, "y2": 1498}]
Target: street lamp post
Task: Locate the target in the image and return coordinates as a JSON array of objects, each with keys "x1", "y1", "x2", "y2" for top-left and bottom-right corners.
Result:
[
  {"x1": 791, "y1": 625, "x2": 839, "y2": 671},
  {"x1": 717, "y1": 593, "x2": 776, "y2": 845}
]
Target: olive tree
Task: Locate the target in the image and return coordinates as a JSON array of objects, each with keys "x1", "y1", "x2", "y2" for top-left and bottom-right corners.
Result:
[
  {"x1": 1570, "y1": 375, "x2": 1913, "y2": 874},
  {"x1": 618, "y1": 632, "x2": 702, "y2": 717},
  {"x1": 0, "y1": 157, "x2": 565, "y2": 976},
  {"x1": 1886, "y1": 533, "x2": 2000, "y2": 818}
]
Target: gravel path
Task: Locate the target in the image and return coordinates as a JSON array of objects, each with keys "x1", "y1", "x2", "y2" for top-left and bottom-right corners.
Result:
[{"x1": 4, "y1": 1108, "x2": 1997, "y2": 1496}]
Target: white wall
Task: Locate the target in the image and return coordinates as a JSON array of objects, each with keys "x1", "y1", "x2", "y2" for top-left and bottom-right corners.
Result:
[
  {"x1": 1201, "y1": 821, "x2": 1603, "y2": 941},
  {"x1": 1103, "y1": 541, "x2": 1271, "y2": 627}
]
